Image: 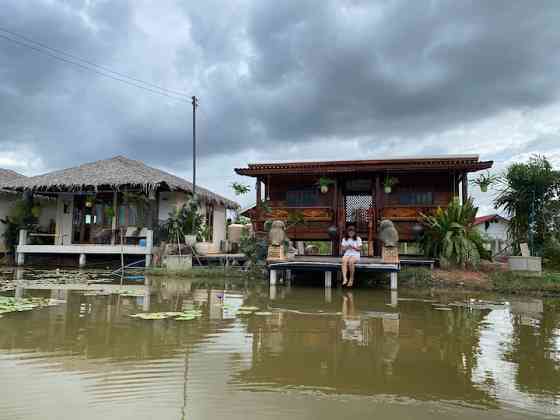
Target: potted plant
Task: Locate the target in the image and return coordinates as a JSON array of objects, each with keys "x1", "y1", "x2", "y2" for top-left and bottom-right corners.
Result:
[
  {"x1": 195, "y1": 219, "x2": 214, "y2": 255},
  {"x1": 317, "y1": 176, "x2": 335, "y2": 194},
  {"x1": 470, "y1": 171, "x2": 498, "y2": 192},
  {"x1": 383, "y1": 175, "x2": 399, "y2": 194}
]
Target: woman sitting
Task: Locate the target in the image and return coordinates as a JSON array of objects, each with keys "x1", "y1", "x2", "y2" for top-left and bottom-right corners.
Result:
[{"x1": 341, "y1": 223, "x2": 362, "y2": 287}]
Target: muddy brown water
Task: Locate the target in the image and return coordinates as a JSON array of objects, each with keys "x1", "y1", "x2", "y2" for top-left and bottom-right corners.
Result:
[{"x1": 1, "y1": 270, "x2": 559, "y2": 420}]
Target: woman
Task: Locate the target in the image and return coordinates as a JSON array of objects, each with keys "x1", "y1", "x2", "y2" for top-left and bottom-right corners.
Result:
[{"x1": 341, "y1": 223, "x2": 362, "y2": 287}]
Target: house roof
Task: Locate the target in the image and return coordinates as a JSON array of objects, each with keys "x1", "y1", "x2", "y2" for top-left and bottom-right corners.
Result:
[
  {"x1": 2, "y1": 156, "x2": 239, "y2": 209},
  {"x1": 474, "y1": 214, "x2": 508, "y2": 225},
  {"x1": 235, "y1": 154, "x2": 493, "y2": 177}
]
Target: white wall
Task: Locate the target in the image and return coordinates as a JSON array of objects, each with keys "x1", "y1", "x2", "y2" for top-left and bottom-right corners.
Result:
[
  {"x1": 55, "y1": 194, "x2": 74, "y2": 245},
  {"x1": 212, "y1": 205, "x2": 227, "y2": 249},
  {"x1": 476, "y1": 219, "x2": 510, "y2": 255},
  {"x1": 158, "y1": 191, "x2": 228, "y2": 250}
]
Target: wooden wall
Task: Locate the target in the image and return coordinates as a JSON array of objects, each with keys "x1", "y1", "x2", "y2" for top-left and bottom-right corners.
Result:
[{"x1": 253, "y1": 171, "x2": 461, "y2": 245}]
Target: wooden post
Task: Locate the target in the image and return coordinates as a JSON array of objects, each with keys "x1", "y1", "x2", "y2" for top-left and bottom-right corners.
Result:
[
  {"x1": 325, "y1": 271, "x2": 332, "y2": 288},
  {"x1": 111, "y1": 191, "x2": 118, "y2": 245},
  {"x1": 16, "y1": 229, "x2": 27, "y2": 266},
  {"x1": 333, "y1": 177, "x2": 339, "y2": 256},
  {"x1": 390, "y1": 290, "x2": 398, "y2": 307},
  {"x1": 461, "y1": 172, "x2": 468, "y2": 204},
  {"x1": 145, "y1": 229, "x2": 154, "y2": 267},
  {"x1": 390, "y1": 272, "x2": 398, "y2": 290},
  {"x1": 270, "y1": 269, "x2": 278, "y2": 285}
]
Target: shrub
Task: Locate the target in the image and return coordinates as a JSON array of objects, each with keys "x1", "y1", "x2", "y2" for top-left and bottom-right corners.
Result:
[{"x1": 421, "y1": 197, "x2": 489, "y2": 268}]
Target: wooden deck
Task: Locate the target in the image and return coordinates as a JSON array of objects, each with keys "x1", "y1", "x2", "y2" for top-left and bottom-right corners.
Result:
[{"x1": 268, "y1": 256, "x2": 399, "y2": 273}]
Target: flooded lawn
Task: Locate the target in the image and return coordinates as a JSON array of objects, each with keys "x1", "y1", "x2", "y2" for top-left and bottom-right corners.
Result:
[{"x1": 1, "y1": 269, "x2": 559, "y2": 420}]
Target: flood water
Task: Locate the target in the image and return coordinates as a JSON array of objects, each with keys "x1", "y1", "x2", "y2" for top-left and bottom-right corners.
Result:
[{"x1": 1, "y1": 269, "x2": 560, "y2": 420}]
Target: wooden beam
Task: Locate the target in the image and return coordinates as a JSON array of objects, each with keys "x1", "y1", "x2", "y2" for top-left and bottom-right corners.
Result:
[{"x1": 461, "y1": 172, "x2": 468, "y2": 204}]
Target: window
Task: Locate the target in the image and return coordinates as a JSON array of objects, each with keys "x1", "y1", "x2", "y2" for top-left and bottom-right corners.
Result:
[
  {"x1": 286, "y1": 188, "x2": 320, "y2": 207},
  {"x1": 398, "y1": 191, "x2": 433, "y2": 205}
]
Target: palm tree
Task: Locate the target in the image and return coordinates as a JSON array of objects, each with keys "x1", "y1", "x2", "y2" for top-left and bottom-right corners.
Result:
[
  {"x1": 494, "y1": 155, "x2": 560, "y2": 255},
  {"x1": 421, "y1": 198, "x2": 487, "y2": 268}
]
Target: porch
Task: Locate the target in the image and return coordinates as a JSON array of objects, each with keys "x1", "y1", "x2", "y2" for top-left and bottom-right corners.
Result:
[{"x1": 16, "y1": 228, "x2": 154, "y2": 267}]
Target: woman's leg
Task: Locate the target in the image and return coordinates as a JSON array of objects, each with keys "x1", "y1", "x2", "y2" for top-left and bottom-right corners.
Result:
[
  {"x1": 347, "y1": 257, "x2": 358, "y2": 287},
  {"x1": 341, "y1": 256, "x2": 349, "y2": 285}
]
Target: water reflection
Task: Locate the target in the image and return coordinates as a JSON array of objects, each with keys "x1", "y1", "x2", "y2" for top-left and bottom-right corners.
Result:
[{"x1": 0, "y1": 271, "x2": 559, "y2": 420}]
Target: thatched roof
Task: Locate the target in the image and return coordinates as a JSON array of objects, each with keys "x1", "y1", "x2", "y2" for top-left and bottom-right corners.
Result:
[
  {"x1": 3, "y1": 156, "x2": 238, "y2": 209},
  {"x1": 0, "y1": 168, "x2": 25, "y2": 185},
  {"x1": 0, "y1": 168, "x2": 26, "y2": 195}
]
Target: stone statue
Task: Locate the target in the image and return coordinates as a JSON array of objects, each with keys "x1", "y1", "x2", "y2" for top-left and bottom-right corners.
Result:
[
  {"x1": 378, "y1": 219, "x2": 399, "y2": 247},
  {"x1": 268, "y1": 220, "x2": 286, "y2": 246}
]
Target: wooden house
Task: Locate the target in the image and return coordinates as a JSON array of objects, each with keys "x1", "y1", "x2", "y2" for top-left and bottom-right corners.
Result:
[{"x1": 235, "y1": 155, "x2": 492, "y2": 257}]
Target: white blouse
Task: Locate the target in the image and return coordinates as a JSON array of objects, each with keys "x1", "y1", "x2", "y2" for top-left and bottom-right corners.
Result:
[{"x1": 341, "y1": 237, "x2": 362, "y2": 258}]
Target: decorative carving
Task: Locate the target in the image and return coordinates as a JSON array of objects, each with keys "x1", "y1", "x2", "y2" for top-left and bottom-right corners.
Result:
[{"x1": 264, "y1": 208, "x2": 332, "y2": 222}]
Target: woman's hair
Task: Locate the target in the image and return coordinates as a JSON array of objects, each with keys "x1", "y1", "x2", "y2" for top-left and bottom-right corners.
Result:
[{"x1": 343, "y1": 223, "x2": 358, "y2": 240}]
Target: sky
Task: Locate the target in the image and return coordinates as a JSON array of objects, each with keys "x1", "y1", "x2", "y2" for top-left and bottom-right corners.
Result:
[{"x1": 1, "y1": 0, "x2": 560, "y2": 213}]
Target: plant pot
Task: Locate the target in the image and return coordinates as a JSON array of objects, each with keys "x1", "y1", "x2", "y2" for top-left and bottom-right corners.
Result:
[
  {"x1": 384, "y1": 186, "x2": 392, "y2": 194},
  {"x1": 195, "y1": 241, "x2": 214, "y2": 256},
  {"x1": 320, "y1": 185, "x2": 329, "y2": 194},
  {"x1": 184, "y1": 235, "x2": 197, "y2": 246},
  {"x1": 480, "y1": 185, "x2": 488, "y2": 192}
]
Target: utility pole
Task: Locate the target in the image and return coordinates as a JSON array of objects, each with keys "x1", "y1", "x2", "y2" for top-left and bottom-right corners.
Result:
[{"x1": 192, "y1": 96, "x2": 198, "y2": 199}]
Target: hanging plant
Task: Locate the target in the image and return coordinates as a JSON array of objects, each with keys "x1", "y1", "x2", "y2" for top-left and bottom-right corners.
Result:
[
  {"x1": 317, "y1": 176, "x2": 335, "y2": 194},
  {"x1": 383, "y1": 175, "x2": 399, "y2": 194},
  {"x1": 470, "y1": 171, "x2": 498, "y2": 192},
  {"x1": 231, "y1": 182, "x2": 251, "y2": 196}
]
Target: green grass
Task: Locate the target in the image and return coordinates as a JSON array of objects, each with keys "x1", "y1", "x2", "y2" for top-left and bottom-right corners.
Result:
[{"x1": 490, "y1": 271, "x2": 560, "y2": 295}]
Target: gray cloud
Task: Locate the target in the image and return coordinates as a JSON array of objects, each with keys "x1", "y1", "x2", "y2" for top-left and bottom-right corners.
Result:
[{"x1": 1, "y1": 0, "x2": 560, "y2": 202}]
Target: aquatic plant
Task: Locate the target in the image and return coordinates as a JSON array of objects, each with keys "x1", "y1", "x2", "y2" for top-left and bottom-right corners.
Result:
[
  {"x1": 0, "y1": 296, "x2": 64, "y2": 317},
  {"x1": 130, "y1": 309, "x2": 203, "y2": 321}
]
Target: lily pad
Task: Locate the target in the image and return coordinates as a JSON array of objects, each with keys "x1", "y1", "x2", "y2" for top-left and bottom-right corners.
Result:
[
  {"x1": 238, "y1": 306, "x2": 260, "y2": 311},
  {"x1": 236, "y1": 310, "x2": 255, "y2": 316}
]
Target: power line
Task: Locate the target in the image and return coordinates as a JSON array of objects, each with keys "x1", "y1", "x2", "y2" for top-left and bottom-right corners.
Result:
[
  {"x1": 0, "y1": 26, "x2": 192, "y2": 99},
  {"x1": 0, "y1": 29, "x2": 191, "y2": 103}
]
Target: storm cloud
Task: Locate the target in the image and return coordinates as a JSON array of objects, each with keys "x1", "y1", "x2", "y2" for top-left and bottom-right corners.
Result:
[{"x1": 1, "y1": 0, "x2": 560, "y2": 208}]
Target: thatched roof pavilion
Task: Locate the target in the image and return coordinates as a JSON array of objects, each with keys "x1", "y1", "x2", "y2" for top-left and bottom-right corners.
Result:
[{"x1": 2, "y1": 156, "x2": 238, "y2": 209}]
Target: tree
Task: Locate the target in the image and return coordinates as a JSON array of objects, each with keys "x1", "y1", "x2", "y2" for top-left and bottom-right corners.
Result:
[
  {"x1": 421, "y1": 197, "x2": 488, "y2": 268},
  {"x1": 494, "y1": 155, "x2": 560, "y2": 255}
]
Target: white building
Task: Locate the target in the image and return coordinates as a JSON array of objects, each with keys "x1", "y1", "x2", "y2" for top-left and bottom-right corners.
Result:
[
  {"x1": 2, "y1": 156, "x2": 238, "y2": 266},
  {"x1": 474, "y1": 214, "x2": 510, "y2": 256}
]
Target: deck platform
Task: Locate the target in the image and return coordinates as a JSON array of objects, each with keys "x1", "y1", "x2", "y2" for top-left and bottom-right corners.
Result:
[{"x1": 268, "y1": 256, "x2": 399, "y2": 273}]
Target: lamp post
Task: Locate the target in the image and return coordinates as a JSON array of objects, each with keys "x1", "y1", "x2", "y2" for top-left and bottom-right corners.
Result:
[{"x1": 191, "y1": 96, "x2": 198, "y2": 236}]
